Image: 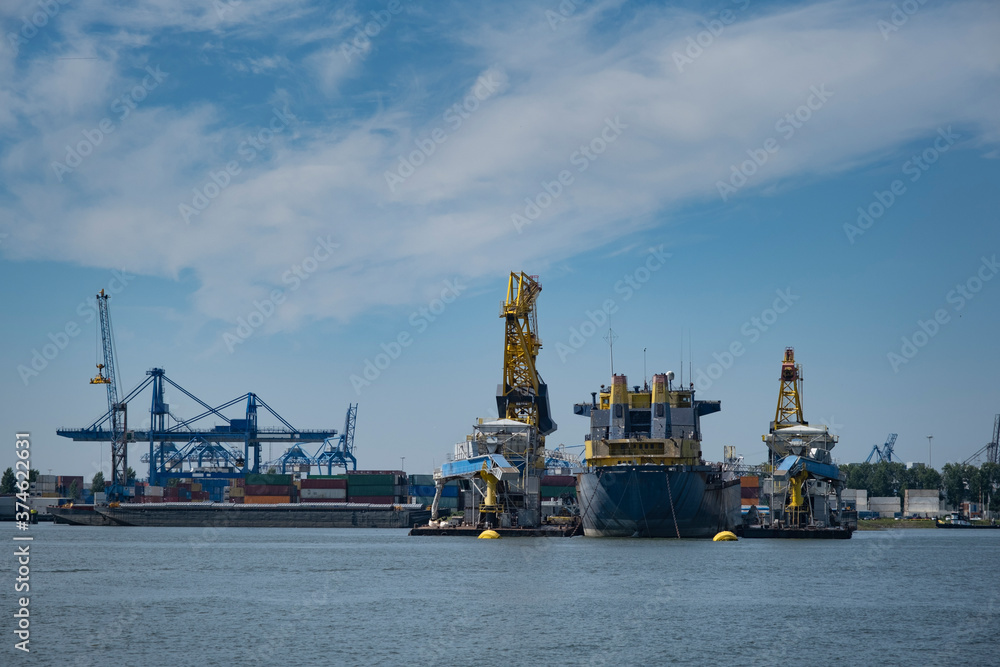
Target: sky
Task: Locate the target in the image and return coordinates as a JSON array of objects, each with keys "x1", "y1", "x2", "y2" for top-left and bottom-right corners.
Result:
[{"x1": 1, "y1": 0, "x2": 998, "y2": 482}]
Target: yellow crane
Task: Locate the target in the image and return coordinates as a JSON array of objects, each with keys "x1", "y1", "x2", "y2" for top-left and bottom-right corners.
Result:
[{"x1": 479, "y1": 273, "x2": 557, "y2": 521}]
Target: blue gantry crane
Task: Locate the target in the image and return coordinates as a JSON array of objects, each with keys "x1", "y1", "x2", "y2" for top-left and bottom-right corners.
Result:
[
  {"x1": 58, "y1": 367, "x2": 340, "y2": 486},
  {"x1": 314, "y1": 404, "x2": 359, "y2": 473},
  {"x1": 865, "y1": 433, "x2": 898, "y2": 464}
]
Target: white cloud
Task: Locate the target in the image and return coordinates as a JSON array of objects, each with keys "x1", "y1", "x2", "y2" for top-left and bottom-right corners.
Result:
[{"x1": 1, "y1": 0, "x2": 998, "y2": 336}]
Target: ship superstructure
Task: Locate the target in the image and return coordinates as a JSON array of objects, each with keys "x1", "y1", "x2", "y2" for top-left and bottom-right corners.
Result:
[{"x1": 573, "y1": 372, "x2": 741, "y2": 538}]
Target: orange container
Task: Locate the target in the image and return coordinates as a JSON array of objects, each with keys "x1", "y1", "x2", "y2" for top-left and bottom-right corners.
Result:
[{"x1": 243, "y1": 495, "x2": 291, "y2": 504}]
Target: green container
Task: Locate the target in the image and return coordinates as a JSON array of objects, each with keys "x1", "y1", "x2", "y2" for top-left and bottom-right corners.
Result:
[
  {"x1": 541, "y1": 486, "x2": 576, "y2": 498},
  {"x1": 349, "y1": 485, "x2": 395, "y2": 496},
  {"x1": 348, "y1": 474, "x2": 395, "y2": 486},
  {"x1": 246, "y1": 473, "x2": 293, "y2": 486},
  {"x1": 409, "y1": 474, "x2": 435, "y2": 485}
]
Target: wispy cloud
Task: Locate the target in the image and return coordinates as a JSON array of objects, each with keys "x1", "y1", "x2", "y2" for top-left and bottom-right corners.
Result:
[{"x1": 1, "y1": 0, "x2": 998, "y2": 336}]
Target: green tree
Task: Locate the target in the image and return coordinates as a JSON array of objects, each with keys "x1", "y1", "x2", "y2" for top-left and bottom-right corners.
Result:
[
  {"x1": 91, "y1": 471, "x2": 106, "y2": 494},
  {"x1": 1, "y1": 467, "x2": 15, "y2": 494},
  {"x1": 942, "y1": 463, "x2": 973, "y2": 508},
  {"x1": 126, "y1": 467, "x2": 137, "y2": 483},
  {"x1": 28, "y1": 469, "x2": 38, "y2": 483},
  {"x1": 68, "y1": 479, "x2": 81, "y2": 500}
]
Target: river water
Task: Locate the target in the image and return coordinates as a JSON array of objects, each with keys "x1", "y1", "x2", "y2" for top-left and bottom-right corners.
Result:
[{"x1": 3, "y1": 524, "x2": 997, "y2": 665}]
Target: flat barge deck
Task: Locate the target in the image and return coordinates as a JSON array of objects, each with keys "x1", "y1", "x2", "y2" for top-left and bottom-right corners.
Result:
[
  {"x1": 410, "y1": 523, "x2": 581, "y2": 537},
  {"x1": 740, "y1": 525, "x2": 853, "y2": 539}
]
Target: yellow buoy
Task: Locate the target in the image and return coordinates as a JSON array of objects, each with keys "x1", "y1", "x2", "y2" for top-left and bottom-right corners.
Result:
[
  {"x1": 478, "y1": 530, "x2": 501, "y2": 539},
  {"x1": 713, "y1": 531, "x2": 738, "y2": 542}
]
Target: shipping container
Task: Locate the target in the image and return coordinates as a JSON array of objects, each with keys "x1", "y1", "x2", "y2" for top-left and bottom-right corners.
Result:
[
  {"x1": 409, "y1": 474, "x2": 435, "y2": 485},
  {"x1": 348, "y1": 495, "x2": 394, "y2": 504},
  {"x1": 246, "y1": 473, "x2": 293, "y2": 486},
  {"x1": 245, "y1": 484, "x2": 294, "y2": 495},
  {"x1": 300, "y1": 479, "x2": 348, "y2": 490},
  {"x1": 300, "y1": 488, "x2": 347, "y2": 500},
  {"x1": 348, "y1": 485, "x2": 395, "y2": 496},
  {"x1": 347, "y1": 474, "x2": 397, "y2": 486},
  {"x1": 741, "y1": 476, "x2": 759, "y2": 487},
  {"x1": 541, "y1": 475, "x2": 576, "y2": 486},
  {"x1": 228, "y1": 487, "x2": 245, "y2": 497},
  {"x1": 540, "y1": 486, "x2": 576, "y2": 498},
  {"x1": 243, "y1": 495, "x2": 292, "y2": 504}
]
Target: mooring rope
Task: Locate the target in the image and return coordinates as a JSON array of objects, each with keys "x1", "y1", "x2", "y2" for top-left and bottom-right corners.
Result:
[{"x1": 665, "y1": 468, "x2": 681, "y2": 539}]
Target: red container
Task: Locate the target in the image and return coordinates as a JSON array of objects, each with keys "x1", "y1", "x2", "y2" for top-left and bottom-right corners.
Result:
[
  {"x1": 348, "y1": 495, "x2": 394, "y2": 504},
  {"x1": 300, "y1": 479, "x2": 348, "y2": 490},
  {"x1": 741, "y1": 488, "x2": 759, "y2": 499},
  {"x1": 541, "y1": 475, "x2": 576, "y2": 486},
  {"x1": 300, "y1": 498, "x2": 347, "y2": 503},
  {"x1": 245, "y1": 484, "x2": 293, "y2": 495}
]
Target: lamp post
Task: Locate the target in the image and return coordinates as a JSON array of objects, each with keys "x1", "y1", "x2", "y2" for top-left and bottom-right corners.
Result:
[{"x1": 926, "y1": 435, "x2": 933, "y2": 468}]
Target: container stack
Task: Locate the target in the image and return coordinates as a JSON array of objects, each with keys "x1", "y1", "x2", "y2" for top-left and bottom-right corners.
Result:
[
  {"x1": 408, "y1": 474, "x2": 461, "y2": 511},
  {"x1": 227, "y1": 478, "x2": 245, "y2": 503},
  {"x1": 31, "y1": 474, "x2": 59, "y2": 498},
  {"x1": 539, "y1": 474, "x2": 576, "y2": 500},
  {"x1": 740, "y1": 476, "x2": 760, "y2": 506},
  {"x1": 244, "y1": 473, "x2": 294, "y2": 504},
  {"x1": 346, "y1": 471, "x2": 407, "y2": 504},
  {"x1": 299, "y1": 476, "x2": 348, "y2": 502},
  {"x1": 56, "y1": 475, "x2": 84, "y2": 496}
]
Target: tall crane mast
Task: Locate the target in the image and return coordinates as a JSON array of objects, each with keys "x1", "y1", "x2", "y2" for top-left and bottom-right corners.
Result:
[
  {"x1": 90, "y1": 289, "x2": 128, "y2": 501},
  {"x1": 495, "y1": 272, "x2": 556, "y2": 454},
  {"x1": 772, "y1": 347, "x2": 805, "y2": 432}
]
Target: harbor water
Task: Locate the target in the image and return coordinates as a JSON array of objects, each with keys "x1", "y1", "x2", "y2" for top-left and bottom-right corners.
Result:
[{"x1": 3, "y1": 525, "x2": 997, "y2": 665}]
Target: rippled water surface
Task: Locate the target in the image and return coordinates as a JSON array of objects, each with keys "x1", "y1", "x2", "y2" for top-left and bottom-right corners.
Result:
[{"x1": 3, "y1": 524, "x2": 997, "y2": 665}]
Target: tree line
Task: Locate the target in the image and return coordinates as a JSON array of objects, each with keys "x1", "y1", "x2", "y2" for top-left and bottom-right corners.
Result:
[{"x1": 839, "y1": 461, "x2": 1000, "y2": 511}]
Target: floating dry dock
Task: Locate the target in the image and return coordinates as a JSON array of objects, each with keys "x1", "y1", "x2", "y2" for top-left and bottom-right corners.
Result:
[{"x1": 50, "y1": 502, "x2": 430, "y2": 528}]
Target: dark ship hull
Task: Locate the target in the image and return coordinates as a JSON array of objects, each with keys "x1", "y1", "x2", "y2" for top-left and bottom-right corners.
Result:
[{"x1": 577, "y1": 465, "x2": 741, "y2": 538}]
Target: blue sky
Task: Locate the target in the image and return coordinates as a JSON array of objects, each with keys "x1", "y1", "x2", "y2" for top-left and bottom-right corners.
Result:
[{"x1": 1, "y1": 0, "x2": 998, "y2": 480}]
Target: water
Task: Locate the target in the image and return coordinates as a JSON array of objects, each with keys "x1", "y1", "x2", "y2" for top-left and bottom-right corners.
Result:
[{"x1": 3, "y1": 525, "x2": 997, "y2": 666}]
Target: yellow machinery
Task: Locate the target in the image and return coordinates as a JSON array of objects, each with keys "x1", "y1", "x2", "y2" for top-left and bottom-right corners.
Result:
[
  {"x1": 773, "y1": 347, "x2": 805, "y2": 430},
  {"x1": 479, "y1": 272, "x2": 558, "y2": 523}
]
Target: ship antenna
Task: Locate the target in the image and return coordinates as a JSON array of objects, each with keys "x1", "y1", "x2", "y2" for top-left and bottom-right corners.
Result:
[
  {"x1": 643, "y1": 347, "x2": 647, "y2": 391},
  {"x1": 688, "y1": 328, "x2": 693, "y2": 390},
  {"x1": 679, "y1": 327, "x2": 683, "y2": 387},
  {"x1": 604, "y1": 318, "x2": 617, "y2": 377}
]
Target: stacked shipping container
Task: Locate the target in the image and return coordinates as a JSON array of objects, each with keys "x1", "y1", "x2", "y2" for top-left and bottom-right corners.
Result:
[
  {"x1": 539, "y1": 474, "x2": 576, "y2": 500},
  {"x1": 740, "y1": 476, "x2": 760, "y2": 505}
]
